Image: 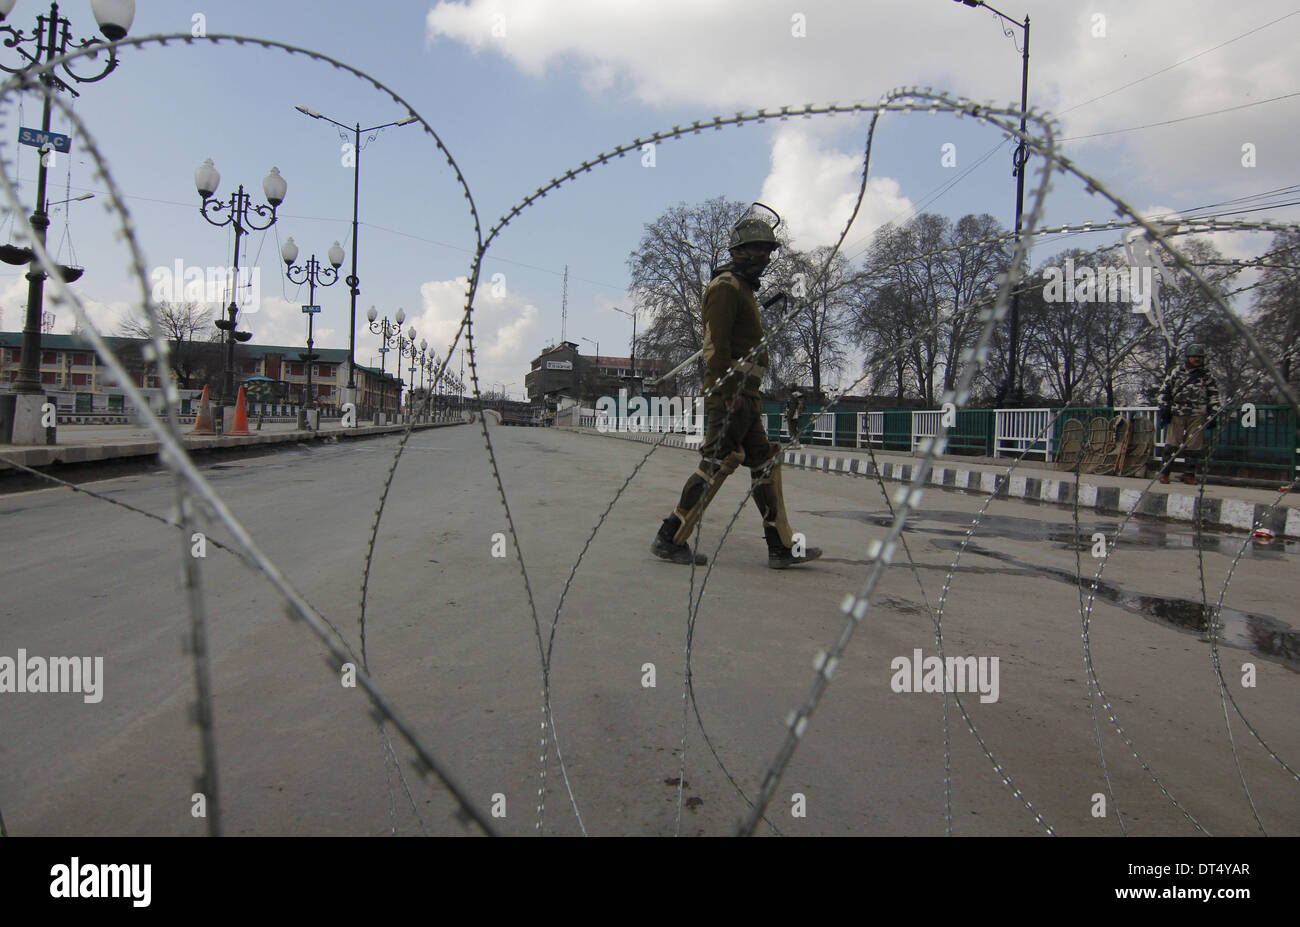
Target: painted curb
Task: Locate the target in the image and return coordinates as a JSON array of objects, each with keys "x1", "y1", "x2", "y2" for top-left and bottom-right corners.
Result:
[{"x1": 567, "y1": 426, "x2": 1300, "y2": 540}]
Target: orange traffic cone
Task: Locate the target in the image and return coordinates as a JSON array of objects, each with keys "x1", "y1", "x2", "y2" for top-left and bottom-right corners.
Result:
[
  {"x1": 189, "y1": 385, "x2": 215, "y2": 435},
  {"x1": 228, "y1": 385, "x2": 251, "y2": 436}
]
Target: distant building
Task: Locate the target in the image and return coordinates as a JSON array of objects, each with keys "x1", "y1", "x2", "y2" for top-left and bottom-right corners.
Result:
[
  {"x1": 0, "y1": 331, "x2": 403, "y2": 417},
  {"x1": 524, "y1": 341, "x2": 665, "y2": 404}
]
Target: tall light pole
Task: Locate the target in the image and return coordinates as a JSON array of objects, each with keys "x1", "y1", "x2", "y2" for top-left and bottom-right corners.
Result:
[
  {"x1": 294, "y1": 104, "x2": 418, "y2": 411},
  {"x1": 580, "y1": 335, "x2": 599, "y2": 403},
  {"x1": 954, "y1": 0, "x2": 1029, "y2": 406},
  {"x1": 610, "y1": 305, "x2": 637, "y2": 383},
  {"x1": 416, "y1": 337, "x2": 427, "y2": 419},
  {"x1": 367, "y1": 304, "x2": 403, "y2": 422},
  {"x1": 421, "y1": 348, "x2": 434, "y2": 418},
  {"x1": 195, "y1": 159, "x2": 287, "y2": 430},
  {"x1": 402, "y1": 330, "x2": 418, "y2": 415},
  {"x1": 0, "y1": 0, "x2": 134, "y2": 444},
  {"x1": 281, "y1": 237, "x2": 343, "y2": 430}
]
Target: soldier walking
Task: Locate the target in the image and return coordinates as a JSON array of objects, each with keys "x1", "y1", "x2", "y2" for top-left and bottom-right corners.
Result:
[
  {"x1": 1157, "y1": 343, "x2": 1220, "y2": 485},
  {"x1": 785, "y1": 390, "x2": 805, "y2": 448},
  {"x1": 651, "y1": 204, "x2": 822, "y2": 569}
]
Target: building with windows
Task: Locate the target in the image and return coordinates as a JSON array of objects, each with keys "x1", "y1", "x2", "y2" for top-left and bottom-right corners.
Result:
[
  {"x1": 524, "y1": 342, "x2": 666, "y2": 405},
  {"x1": 0, "y1": 331, "x2": 403, "y2": 418}
]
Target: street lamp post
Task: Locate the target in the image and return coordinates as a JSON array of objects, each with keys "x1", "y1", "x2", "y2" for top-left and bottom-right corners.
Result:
[
  {"x1": 294, "y1": 105, "x2": 418, "y2": 411},
  {"x1": 398, "y1": 326, "x2": 417, "y2": 417},
  {"x1": 954, "y1": 0, "x2": 1029, "y2": 406},
  {"x1": 366, "y1": 305, "x2": 404, "y2": 422},
  {"x1": 610, "y1": 305, "x2": 637, "y2": 384},
  {"x1": 195, "y1": 158, "x2": 287, "y2": 431},
  {"x1": 431, "y1": 353, "x2": 447, "y2": 418},
  {"x1": 416, "y1": 337, "x2": 427, "y2": 420},
  {"x1": 281, "y1": 237, "x2": 343, "y2": 430},
  {"x1": 0, "y1": 0, "x2": 135, "y2": 444},
  {"x1": 580, "y1": 335, "x2": 599, "y2": 402}
]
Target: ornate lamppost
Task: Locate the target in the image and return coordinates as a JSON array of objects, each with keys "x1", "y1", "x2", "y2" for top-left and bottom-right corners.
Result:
[
  {"x1": 281, "y1": 237, "x2": 343, "y2": 430},
  {"x1": 397, "y1": 325, "x2": 417, "y2": 419},
  {"x1": 0, "y1": 0, "x2": 135, "y2": 444},
  {"x1": 416, "y1": 338, "x2": 428, "y2": 420},
  {"x1": 366, "y1": 305, "x2": 403, "y2": 422},
  {"x1": 194, "y1": 158, "x2": 286, "y2": 430},
  {"x1": 423, "y1": 352, "x2": 438, "y2": 420}
]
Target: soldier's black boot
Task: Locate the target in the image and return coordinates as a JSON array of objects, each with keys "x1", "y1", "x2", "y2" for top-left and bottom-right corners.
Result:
[
  {"x1": 651, "y1": 514, "x2": 707, "y2": 565},
  {"x1": 765, "y1": 525, "x2": 822, "y2": 569}
]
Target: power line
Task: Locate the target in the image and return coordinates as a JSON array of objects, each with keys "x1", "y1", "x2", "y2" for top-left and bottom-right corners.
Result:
[
  {"x1": 1057, "y1": 9, "x2": 1300, "y2": 117},
  {"x1": 1060, "y1": 90, "x2": 1300, "y2": 141}
]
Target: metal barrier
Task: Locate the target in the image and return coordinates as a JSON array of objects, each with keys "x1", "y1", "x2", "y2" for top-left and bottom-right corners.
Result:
[
  {"x1": 579, "y1": 400, "x2": 1297, "y2": 478},
  {"x1": 911, "y1": 409, "x2": 942, "y2": 452},
  {"x1": 994, "y1": 408, "x2": 1057, "y2": 460},
  {"x1": 812, "y1": 411, "x2": 835, "y2": 444},
  {"x1": 1205, "y1": 404, "x2": 1298, "y2": 476},
  {"x1": 857, "y1": 410, "x2": 883, "y2": 448}
]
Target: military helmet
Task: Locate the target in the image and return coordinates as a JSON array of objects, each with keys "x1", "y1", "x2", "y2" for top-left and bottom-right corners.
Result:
[
  {"x1": 1184, "y1": 342, "x2": 1206, "y2": 359},
  {"x1": 730, "y1": 202, "x2": 781, "y2": 250}
]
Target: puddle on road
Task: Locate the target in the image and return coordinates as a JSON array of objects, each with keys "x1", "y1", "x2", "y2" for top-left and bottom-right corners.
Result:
[
  {"x1": 806, "y1": 509, "x2": 1299, "y2": 670},
  {"x1": 807, "y1": 509, "x2": 1298, "y2": 558},
  {"x1": 927, "y1": 538, "x2": 1300, "y2": 672}
]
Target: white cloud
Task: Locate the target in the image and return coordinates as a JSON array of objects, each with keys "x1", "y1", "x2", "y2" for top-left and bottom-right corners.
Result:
[
  {"x1": 426, "y1": 0, "x2": 1300, "y2": 208},
  {"x1": 0, "y1": 274, "x2": 127, "y2": 340},
  {"x1": 759, "y1": 125, "x2": 914, "y2": 251},
  {"x1": 414, "y1": 276, "x2": 540, "y2": 392},
  {"x1": 233, "y1": 295, "x2": 336, "y2": 350}
]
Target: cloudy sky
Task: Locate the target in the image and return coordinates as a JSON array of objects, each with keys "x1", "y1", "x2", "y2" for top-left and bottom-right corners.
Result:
[{"x1": 0, "y1": 0, "x2": 1294, "y2": 396}]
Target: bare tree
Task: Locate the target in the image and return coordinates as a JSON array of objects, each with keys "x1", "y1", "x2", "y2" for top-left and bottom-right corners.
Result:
[
  {"x1": 1022, "y1": 251, "x2": 1097, "y2": 403},
  {"x1": 117, "y1": 301, "x2": 221, "y2": 389},
  {"x1": 627, "y1": 197, "x2": 747, "y2": 392},
  {"x1": 938, "y1": 213, "x2": 1010, "y2": 398},
  {"x1": 1248, "y1": 228, "x2": 1300, "y2": 400},
  {"x1": 767, "y1": 246, "x2": 854, "y2": 398},
  {"x1": 1127, "y1": 237, "x2": 1237, "y2": 404}
]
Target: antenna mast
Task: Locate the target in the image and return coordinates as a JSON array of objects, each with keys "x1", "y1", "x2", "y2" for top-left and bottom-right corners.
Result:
[{"x1": 560, "y1": 265, "x2": 568, "y2": 343}]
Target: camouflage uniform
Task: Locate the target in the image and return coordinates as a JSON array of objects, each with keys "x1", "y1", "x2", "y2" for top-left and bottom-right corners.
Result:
[
  {"x1": 785, "y1": 392, "x2": 805, "y2": 447},
  {"x1": 1158, "y1": 357, "x2": 1220, "y2": 477},
  {"x1": 667, "y1": 268, "x2": 794, "y2": 548},
  {"x1": 651, "y1": 203, "x2": 820, "y2": 568}
]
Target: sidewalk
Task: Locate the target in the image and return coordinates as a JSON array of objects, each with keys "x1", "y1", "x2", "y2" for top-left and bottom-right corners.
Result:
[
  {"x1": 0, "y1": 420, "x2": 462, "y2": 471},
  {"x1": 566, "y1": 426, "x2": 1300, "y2": 540}
]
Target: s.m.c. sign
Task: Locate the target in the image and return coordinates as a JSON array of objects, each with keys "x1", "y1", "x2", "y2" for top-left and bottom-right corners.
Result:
[{"x1": 18, "y1": 127, "x2": 71, "y2": 152}]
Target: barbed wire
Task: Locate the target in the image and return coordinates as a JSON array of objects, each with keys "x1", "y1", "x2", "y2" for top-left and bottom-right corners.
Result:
[
  {"x1": 0, "y1": 32, "x2": 1294, "y2": 839},
  {"x1": 0, "y1": 31, "x2": 498, "y2": 837}
]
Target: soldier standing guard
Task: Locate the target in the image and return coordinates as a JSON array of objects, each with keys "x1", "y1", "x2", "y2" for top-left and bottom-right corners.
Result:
[
  {"x1": 1157, "y1": 342, "x2": 1221, "y2": 485},
  {"x1": 651, "y1": 204, "x2": 822, "y2": 569},
  {"x1": 785, "y1": 389, "x2": 805, "y2": 448}
]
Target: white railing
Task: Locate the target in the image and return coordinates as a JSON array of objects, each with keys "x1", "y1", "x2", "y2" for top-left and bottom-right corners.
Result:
[
  {"x1": 812, "y1": 411, "x2": 835, "y2": 443},
  {"x1": 856, "y1": 411, "x2": 884, "y2": 448},
  {"x1": 577, "y1": 403, "x2": 1189, "y2": 465},
  {"x1": 994, "y1": 408, "x2": 1057, "y2": 460},
  {"x1": 911, "y1": 409, "x2": 942, "y2": 452}
]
